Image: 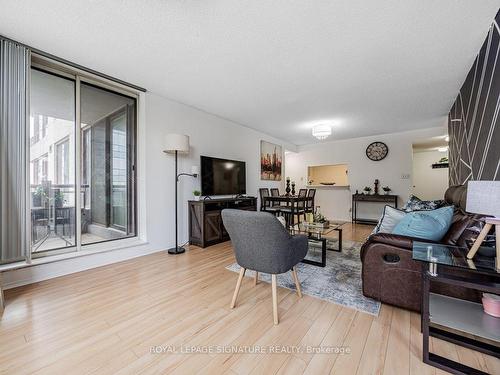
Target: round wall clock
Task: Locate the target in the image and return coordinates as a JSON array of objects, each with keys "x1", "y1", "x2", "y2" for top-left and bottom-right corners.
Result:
[{"x1": 366, "y1": 141, "x2": 388, "y2": 161}]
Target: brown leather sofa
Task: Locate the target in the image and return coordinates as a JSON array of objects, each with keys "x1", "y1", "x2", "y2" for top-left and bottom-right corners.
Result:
[{"x1": 360, "y1": 185, "x2": 488, "y2": 312}]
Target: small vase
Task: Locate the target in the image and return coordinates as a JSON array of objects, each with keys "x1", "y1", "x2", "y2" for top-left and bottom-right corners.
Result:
[{"x1": 194, "y1": 196, "x2": 200, "y2": 201}]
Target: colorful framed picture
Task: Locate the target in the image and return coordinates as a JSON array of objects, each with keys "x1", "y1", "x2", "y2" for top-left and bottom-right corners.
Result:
[{"x1": 260, "y1": 140, "x2": 282, "y2": 180}]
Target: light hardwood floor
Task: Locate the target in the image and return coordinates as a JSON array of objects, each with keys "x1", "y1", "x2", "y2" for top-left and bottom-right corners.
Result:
[{"x1": 0, "y1": 223, "x2": 498, "y2": 374}]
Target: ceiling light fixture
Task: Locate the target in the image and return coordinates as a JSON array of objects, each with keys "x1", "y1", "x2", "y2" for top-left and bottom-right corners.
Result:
[{"x1": 312, "y1": 124, "x2": 332, "y2": 140}]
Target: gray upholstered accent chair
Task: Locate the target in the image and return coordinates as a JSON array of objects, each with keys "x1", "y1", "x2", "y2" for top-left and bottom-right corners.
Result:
[{"x1": 221, "y1": 209, "x2": 309, "y2": 324}]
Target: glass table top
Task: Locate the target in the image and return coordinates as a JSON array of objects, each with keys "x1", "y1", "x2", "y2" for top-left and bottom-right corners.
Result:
[
  {"x1": 412, "y1": 241, "x2": 498, "y2": 276},
  {"x1": 290, "y1": 221, "x2": 344, "y2": 237}
]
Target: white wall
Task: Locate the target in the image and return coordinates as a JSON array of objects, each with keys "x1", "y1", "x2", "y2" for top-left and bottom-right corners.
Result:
[
  {"x1": 144, "y1": 93, "x2": 294, "y2": 250},
  {"x1": 285, "y1": 127, "x2": 446, "y2": 222},
  {"x1": 412, "y1": 150, "x2": 449, "y2": 200}
]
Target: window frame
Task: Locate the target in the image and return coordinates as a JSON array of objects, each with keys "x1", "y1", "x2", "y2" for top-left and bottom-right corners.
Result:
[
  {"x1": 29, "y1": 55, "x2": 141, "y2": 259},
  {"x1": 55, "y1": 136, "x2": 70, "y2": 185}
]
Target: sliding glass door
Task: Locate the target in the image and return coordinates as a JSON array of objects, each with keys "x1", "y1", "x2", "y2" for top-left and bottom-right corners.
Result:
[
  {"x1": 29, "y1": 66, "x2": 137, "y2": 256},
  {"x1": 80, "y1": 83, "x2": 136, "y2": 245},
  {"x1": 29, "y1": 69, "x2": 76, "y2": 253}
]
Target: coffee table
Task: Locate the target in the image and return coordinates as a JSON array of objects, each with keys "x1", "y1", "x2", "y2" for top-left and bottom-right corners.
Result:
[{"x1": 290, "y1": 222, "x2": 344, "y2": 267}]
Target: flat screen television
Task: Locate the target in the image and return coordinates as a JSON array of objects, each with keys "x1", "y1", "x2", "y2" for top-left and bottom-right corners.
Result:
[{"x1": 201, "y1": 156, "x2": 246, "y2": 196}]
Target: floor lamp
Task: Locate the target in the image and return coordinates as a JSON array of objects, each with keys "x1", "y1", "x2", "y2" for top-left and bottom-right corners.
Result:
[{"x1": 163, "y1": 134, "x2": 197, "y2": 255}]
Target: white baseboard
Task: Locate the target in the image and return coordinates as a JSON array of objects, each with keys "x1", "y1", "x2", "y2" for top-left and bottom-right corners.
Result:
[{"x1": 2, "y1": 243, "x2": 164, "y2": 290}]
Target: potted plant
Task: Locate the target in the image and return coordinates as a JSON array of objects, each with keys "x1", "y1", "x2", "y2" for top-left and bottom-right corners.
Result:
[
  {"x1": 363, "y1": 186, "x2": 372, "y2": 195},
  {"x1": 193, "y1": 190, "x2": 201, "y2": 201},
  {"x1": 382, "y1": 186, "x2": 391, "y2": 195},
  {"x1": 54, "y1": 191, "x2": 66, "y2": 208},
  {"x1": 32, "y1": 186, "x2": 45, "y2": 207},
  {"x1": 439, "y1": 156, "x2": 448, "y2": 164}
]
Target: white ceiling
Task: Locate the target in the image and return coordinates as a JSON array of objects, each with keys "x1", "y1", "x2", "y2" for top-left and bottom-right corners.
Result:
[{"x1": 1, "y1": 1, "x2": 499, "y2": 145}]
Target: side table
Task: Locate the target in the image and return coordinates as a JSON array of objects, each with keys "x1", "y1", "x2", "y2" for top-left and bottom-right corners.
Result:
[{"x1": 413, "y1": 242, "x2": 500, "y2": 374}]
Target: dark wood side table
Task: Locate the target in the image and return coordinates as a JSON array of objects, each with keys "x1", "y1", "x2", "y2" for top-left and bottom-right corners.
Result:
[
  {"x1": 413, "y1": 242, "x2": 500, "y2": 374},
  {"x1": 351, "y1": 193, "x2": 398, "y2": 224}
]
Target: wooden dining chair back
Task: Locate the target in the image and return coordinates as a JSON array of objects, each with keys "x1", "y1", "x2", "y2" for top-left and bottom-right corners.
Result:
[
  {"x1": 306, "y1": 189, "x2": 316, "y2": 213},
  {"x1": 297, "y1": 189, "x2": 308, "y2": 209},
  {"x1": 259, "y1": 188, "x2": 269, "y2": 211}
]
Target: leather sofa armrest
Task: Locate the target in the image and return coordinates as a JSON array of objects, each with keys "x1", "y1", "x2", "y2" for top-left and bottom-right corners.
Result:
[
  {"x1": 367, "y1": 233, "x2": 416, "y2": 250},
  {"x1": 360, "y1": 233, "x2": 440, "y2": 262}
]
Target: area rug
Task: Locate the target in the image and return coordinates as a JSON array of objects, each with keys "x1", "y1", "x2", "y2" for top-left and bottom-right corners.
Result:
[{"x1": 225, "y1": 239, "x2": 381, "y2": 316}]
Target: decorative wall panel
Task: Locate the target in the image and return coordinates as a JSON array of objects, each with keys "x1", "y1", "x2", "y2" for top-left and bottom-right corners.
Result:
[{"x1": 448, "y1": 10, "x2": 500, "y2": 185}]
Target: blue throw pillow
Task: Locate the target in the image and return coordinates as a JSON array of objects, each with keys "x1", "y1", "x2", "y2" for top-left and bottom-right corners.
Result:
[{"x1": 392, "y1": 206, "x2": 454, "y2": 241}]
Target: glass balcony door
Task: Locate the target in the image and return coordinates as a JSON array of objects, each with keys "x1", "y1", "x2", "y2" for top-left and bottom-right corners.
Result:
[
  {"x1": 28, "y1": 65, "x2": 137, "y2": 256},
  {"x1": 29, "y1": 68, "x2": 76, "y2": 253},
  {"x1": 80, "y1": 83, "x2": 136, "y2": 245}
]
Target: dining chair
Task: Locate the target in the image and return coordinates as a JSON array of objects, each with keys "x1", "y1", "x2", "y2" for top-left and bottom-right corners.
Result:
[
  {"x1": 221, "y1": 209, "x2": 308, "y2": 324},
  {"x1": 270, "y1": 188, "x2": 280, "y2": 197},
  {"x1": 306, "y1": 189, "x2": 316, "y2": 213},
  {"x1": 270, "y1": 188, "x2": 282, "y2": 208},
  {"x1": 281, "y1": 188, "x2": 308, "y2": 225},
  {"x1": 260, "y1": 187, "x2": 281, "y2": 215},
  {"x1": 258, "y1": 188, "x2": 270, "y2": 211},
  {"x1": 296, "y1": 189, "x2": 308, "y2": 220}
]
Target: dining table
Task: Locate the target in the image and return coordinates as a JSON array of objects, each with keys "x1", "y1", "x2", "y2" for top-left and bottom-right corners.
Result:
[{"x1": 262, "y1": 195, "x2": 312, "y2": 226}]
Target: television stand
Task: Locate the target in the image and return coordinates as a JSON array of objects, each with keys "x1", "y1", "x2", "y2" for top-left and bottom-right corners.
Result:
[{"x1": 188, "y1": 196, "x2": 257, "y2": 248}]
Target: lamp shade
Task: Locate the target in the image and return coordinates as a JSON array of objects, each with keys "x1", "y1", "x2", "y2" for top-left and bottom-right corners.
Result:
[
  {"x1": 466, "y1": 181, "x2": 500, "y2": 217},
  {"x1": 164, "y1": 134, "x2": 190, "y2": 154}
]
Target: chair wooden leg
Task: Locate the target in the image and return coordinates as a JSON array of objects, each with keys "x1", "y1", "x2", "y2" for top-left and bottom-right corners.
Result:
[
  {"x1": 291, "y1": 267, "x2": 302, "y2": 298},
  {"x1": 254, "y1": 271, "x2": 259, "y2": 286},
  {"x1": 271, "y1": 274, "x2": 279, "y2": 325},
  {"x1": 230, "y1": 267, "x2": 246, "y2": 309}
]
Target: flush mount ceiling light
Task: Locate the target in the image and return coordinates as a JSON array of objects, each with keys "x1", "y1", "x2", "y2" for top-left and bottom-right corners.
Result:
[{"x1": 312, "y1": 124, "x2": 332, "y2": 140}]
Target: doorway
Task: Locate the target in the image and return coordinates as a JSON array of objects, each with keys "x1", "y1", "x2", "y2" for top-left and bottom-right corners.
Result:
[{"x1": 412, "y1": 136, "x2": 449, "y2": 200}]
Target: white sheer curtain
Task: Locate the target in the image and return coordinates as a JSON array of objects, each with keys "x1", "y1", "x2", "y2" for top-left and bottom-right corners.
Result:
[{"x1": 0, "y1": 38, "x2": 30, "y2": 264}]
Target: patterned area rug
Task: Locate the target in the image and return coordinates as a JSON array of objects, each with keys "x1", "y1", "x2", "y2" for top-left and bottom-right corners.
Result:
[{"x1": 226, "y1": 239, "x2": 381, "y2": 316}]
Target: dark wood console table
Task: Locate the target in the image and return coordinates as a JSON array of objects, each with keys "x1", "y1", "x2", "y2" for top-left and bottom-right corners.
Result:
[
  {"x1": 351, "y1": 193, "x2": 398, "y2": 224},
  {"x1": 188, "y1": 197, "x2": 257, "y2": 248}
]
